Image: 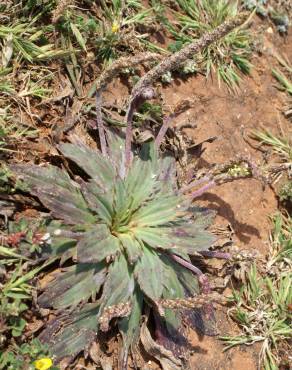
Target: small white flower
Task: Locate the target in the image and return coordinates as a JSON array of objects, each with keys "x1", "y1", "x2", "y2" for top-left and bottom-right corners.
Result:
[
  {"x1": 53, "y1": 229, "x2": 62, "y2": 236},
  {"x1": 41, "y1": 232, "x2": 51, "y2": 241}
]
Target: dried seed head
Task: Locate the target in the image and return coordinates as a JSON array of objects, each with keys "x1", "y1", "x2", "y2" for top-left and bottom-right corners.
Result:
[
  {"x1": 52, "y1": 0, "x2": 74, "y2": 24},
  {"x1": 98, "y1": 302, "x2": 132, "y2": 332},
  {"x1": 156, "y1": 292, "x2": 226, "y2": 316}
]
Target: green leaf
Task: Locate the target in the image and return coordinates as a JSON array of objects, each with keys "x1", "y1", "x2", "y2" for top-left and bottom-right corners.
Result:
[
  {"x1": 81, "y1": 180, "x2": 114, "y2": 225},
  {"x1": 70, "y1": 22, "x2": 87, "y2": 52},
  {"x1": 58, "y1": 142, "x2": 116, "y2": 189},
  {"x1": 131, "y1": 195, "x2": 182, "y2": 226},
  {"x1": 113, "y1": 179, "x2": 130, "y2": 222},
  {"x1": 125, "y1": 158, "x2": 157, "y2": 210},
  {"x1": 118, "y1": 233, "x2": 142, "y2": 264},
  {"x1": 161, "y1": 257, "x2": 185, "y2": 331},
  {"x1": 77, "y1": 226, "x2": 121, "y2": 263},
  {"x1": 135, "y1": 246, "x2": 164, "y2": 300},
  {"x1": 100, "y1": 254, "x2": 134, "y2": 310},
  {"x1": 9, "y1": 317, "x2": 26, "y2": 337},
  {"x1": 134, "y1": 227, "x2": 176, "y2": 250},
  {"x1": 47, "y1": 237, "x2": 77, "y2": 256},
  {"x1": 106, "y1": 128, "x2": 125, "y2": 172},
  {"x1": 135, "y1": 224, "x2": 215, "y2": 254}
]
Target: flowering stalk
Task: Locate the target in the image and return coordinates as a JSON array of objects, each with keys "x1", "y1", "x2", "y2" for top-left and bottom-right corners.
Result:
[
  {"x1": 189, "y1": 180, "x2": 216, "y2": 199},
  {"x1": 95, "y1": 90, "x2": 107, "y2": 157},
  {"x1": 155, "y1": 113, "x2": 174, "y2": 149}
]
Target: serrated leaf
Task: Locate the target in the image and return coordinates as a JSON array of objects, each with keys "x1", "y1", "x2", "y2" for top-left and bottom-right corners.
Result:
[
  {"x1": 172, "y1": 258, "x2": 199, "y2": 296},
  {"x1": 161, "y1": 257, "x2": 185, "y2": 331},
  {"x1": 106, "y1": 128, "x2": 125, "y2": 173},
  {"x1": 135, "y1": 247, "x2": 164, "y2": 300},
  {"x1": 77, "y1": 226, "x2": 120, "y2": 263},
  {"x1": 58, "y1": 142, "x2": 116, "y2": 189},
  {"x1": 113, "y1": 179, "x2": 130, "y2": 221},
  {"x1": 173, "y1": 231, "x2": 215, "y2": 254},
  {"x1": 46, "y1": 237, "x2": 77, "y2": 256},
  {"x1": 136, "y1": 224, "x2": 215, "y2": 254},
  {"x1": 11, "y1": 164, "x2": 96, "y2": 225}
]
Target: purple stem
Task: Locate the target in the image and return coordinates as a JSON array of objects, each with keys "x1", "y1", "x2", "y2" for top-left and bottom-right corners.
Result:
[
  {"x1": 180, "y1": 176, "x2": 211, "y2": 194},
  {"x1": 189, "y1": 180, "x2": 216, "y2": 199},
  {"x1": 155, "y1": 114, "x2": 174, "y2": 149},
  {"x1": 124, "y1": 88, "x2": 155, "y2": 174},
  {"x1": 199, "y1": 251, "x2": 231, "y2": 259},
  {"x1": 124, "y1": 100, "x2": 136, "y2": 174},
  {"x1": 95, "y1": 90, "x2": 107, "y2": 157},
  {"x1": 170, "y1": 254, "x2": 211, "y2": 294}
]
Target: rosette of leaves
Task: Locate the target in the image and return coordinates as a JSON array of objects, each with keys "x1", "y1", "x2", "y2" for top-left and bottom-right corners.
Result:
[{"x1": 11, "y1": 130, "x2": 215, "y2": 364}]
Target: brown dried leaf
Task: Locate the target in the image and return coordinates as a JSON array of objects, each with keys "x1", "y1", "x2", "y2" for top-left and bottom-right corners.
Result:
[{"x1": 89, "y1": 341, "x2": 100, "y2": 365}]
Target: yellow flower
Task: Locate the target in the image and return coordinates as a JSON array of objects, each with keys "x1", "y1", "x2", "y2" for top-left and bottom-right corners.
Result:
[
  {"x1": 34, "y1": 358, "x2": 53, "y2": 370},
  {"x1": 111, "y1": 21, "x2": 120, "y2": 33}
]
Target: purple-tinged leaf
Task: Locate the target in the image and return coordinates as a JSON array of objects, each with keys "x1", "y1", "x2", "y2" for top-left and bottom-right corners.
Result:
[
  {"x1": 48, "y1": 302, "x2": 100, "y2": 360},
  {"x1": 81, "y1": 180, "x2": 114, "y2": 225},
  {"x1": 38, "y1": 263, "x2": 106, "y2": 309},
  {"x1": 11, "y1": 164, "x2": 96, "y2": 225},
  {"x1": 77, "y1": 225, "x2": 120, "y2": 263},
  {"x1": 58, "y1": 142, "x2": 116, "y2": 189}
]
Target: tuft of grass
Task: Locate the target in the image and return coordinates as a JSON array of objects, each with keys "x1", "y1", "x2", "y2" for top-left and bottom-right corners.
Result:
[
  {"x1": 54, "y1": 0, "x2": 155, "y2": 63},
  {"x1": 153, "y1": 0, "x2": 253, "y2": 89},
  {"x1": 251, "y1": 129, "x2": 292, "y2": 205},
  {"x1": 221, "y1": 213, "x2": 292, "y2": 369},
  {"x1": 268, "y1": 212, "x2": 292, "y2": 269},
  {"x1": 0, "y1": 23, "x2": 68, "y2": 65},
  {"x1": 252, "y1": 130, "x2": 292, "y2": 162},
  {"x1": 272, "y1": 69, "x2": 292, "y2": 95},
  {"x1": 272, "y1": 55, "x2": 292, "y2": 95},
  {"x1": 0, "y1": 106, "x2": 38, "y2": 152}
]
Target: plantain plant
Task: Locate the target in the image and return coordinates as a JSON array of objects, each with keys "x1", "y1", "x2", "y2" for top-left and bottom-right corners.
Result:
[{"x1": 11, "y1": 127, "x2": 217, "y2": 364}]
